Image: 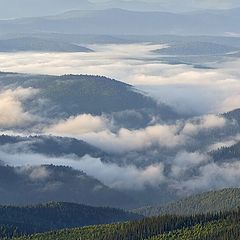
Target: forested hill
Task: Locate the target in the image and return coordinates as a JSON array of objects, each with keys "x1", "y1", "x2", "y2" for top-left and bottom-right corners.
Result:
[
  {"x1": 0, "y1": 164, "x2": 136, "y2": 209},
  {"x1": 211, "y1": 141, "x2": 240, "y2": 162},
  {"x1": 0, "y1": 202, "x2": 141, "y2": 239},
  {"x1": 223, "y1": 108, "x2": 240, "y2": 125},
  {"x1": 134, "y1": 188, "x2": 240, "y2": 217},
  {"x1": 0, "y1": 72, "x2": 177, "y2": 120},
  {"x1": 12, "y1": 208, "x2": 240, "y2": 240}
]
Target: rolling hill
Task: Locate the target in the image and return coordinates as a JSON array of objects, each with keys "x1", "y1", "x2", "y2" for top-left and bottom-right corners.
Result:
[
  {"x1": 11, "y1": 207, "x2": 240, "y2": 240},
  {"x1": 0, "y1": 164, "x2": 136, "y2": 209},
  {"x1": 0, "y1": 37, "x2": 92, "y2": 52},
  {"x1": 0, "y1": 72, "x2": 177, "y2": 120},
  {"x1": 134, "y1": 188, "x2": 240, "y2": 217},
  {"x1": 0, "y1": 202, "x2": 141, "y2": 238}
]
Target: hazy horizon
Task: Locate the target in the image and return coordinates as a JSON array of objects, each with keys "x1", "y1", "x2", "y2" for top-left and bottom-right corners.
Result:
[{"x1": 1, "y1": 0, "x2": 240, "y2": 19}]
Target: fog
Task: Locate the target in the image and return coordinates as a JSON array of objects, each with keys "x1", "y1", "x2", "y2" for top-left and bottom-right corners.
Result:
[
  {"x1": 44, "y1": 113, "x2": 226, "y2": 153},
  {"x1": 0, "y1": 87, "x2": 38, "y2": 128},
  {"x1": 0, "y1": 44, "x2": 239, "y2": 115},
  {"x1": 0, "y1": 42, "x2": 240, "y2": 197}
]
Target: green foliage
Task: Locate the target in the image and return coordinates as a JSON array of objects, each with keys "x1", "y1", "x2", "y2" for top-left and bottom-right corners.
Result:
[
  {"x1": 10, "y1": 207, "x2": 240, "y2": 240},
  {"x1": 11, "y1": 210, "x2": 228, "y2": 240},
  {"x1": 134, "y1": 188, "x2": 240, "y2": 217},
  {"x1": 0, "y1": 202, "x2": 140, "y2": 239},
  {"x1": 148, "y1": 220, "x2": 240, "y2": 240}
]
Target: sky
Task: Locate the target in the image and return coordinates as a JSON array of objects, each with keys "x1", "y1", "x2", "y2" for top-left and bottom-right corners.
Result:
[{"x1": 1, "y1": 0, "x2": 240, "y2": 19}]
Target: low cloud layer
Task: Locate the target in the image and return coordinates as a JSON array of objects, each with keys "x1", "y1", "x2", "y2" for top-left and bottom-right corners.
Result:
[
  {"x1": 0, "y1": 87, "x2": 38, "y2": 128},
  {"x1": 44, "y1": 113, "x2": 227, "y2": 153},
  {"x1": 0, "y1": 43, "x2": 240, "y2": 197},
  {"x1": 1, "y1": 145, "x2": 240, "y2": 194},
  {"x1": 174, "y1": 161, "x2": 240, "y2": 194},
  {"x1": 182, "y1": 115, "x2": 226, "y2": 136},
  {"x1": 45, "y1": 114, "x2": 108, "y2": 136},
  {"x1": 0, "y1": 44, "x2": 239, "y2": 115},
  {"x1": 0, "y1": 150, "x2": 165, "y2": 190}
]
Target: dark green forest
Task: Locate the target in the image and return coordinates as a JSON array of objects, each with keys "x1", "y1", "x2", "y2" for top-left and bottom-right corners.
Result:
[
  {"x1": 9, "y1": 208, "x2": 240, "y2": 240},
  {"x1": 134, "y1": 188, "x2": 240, "y2": 217},
  {"x1": 0, "y1": 202, "x2": 141, "y2": 239}
]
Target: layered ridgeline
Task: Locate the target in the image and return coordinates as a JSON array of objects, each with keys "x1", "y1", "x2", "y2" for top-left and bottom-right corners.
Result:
[
  {"x1": 1, "y1": 134, "x2": 176, "y2": 209},
  {"x1": 1, "y1": 8, "x2": 240, "y2": 35},
  {"x1": 0, "y1": 202, "x2": 141, "y2": 239},
  {"x1": 0, "y1": 135, "x2": 138, "y2": 209},
  {"x1": 134, "y1": 188, "x2": 240, "y2": 217},
  {"x1": 11, "y1": 208, "x2": 240, "y2": 240},
  {"x1": 0, "y1": 37, "x2": 93, "y2": 52}
]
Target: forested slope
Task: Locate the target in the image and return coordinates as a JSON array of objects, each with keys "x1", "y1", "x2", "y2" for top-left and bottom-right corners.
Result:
[
  {"x1": 12, "y1": 209, "x2": 240, "y2": 240},
  {"x1": 0, "y1": 202, "x2": 141, "y2": 239},
  {"x1": 134, "y1": 188, "x2": 240, "y2": 217},
  {"x1": 0, "y1": 72, "x2": 176, "y2": 119}
]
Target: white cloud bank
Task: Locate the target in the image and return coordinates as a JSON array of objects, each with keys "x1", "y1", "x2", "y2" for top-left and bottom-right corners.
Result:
[
  {"x1": 44, "y1": 113, "x2": 227, "y2": 153},
  {"x1": 0, "y1": 87, "x2": 38, "y2": 128},
  {"x1": 174, "y1": 161, "x2": 240, "y2": 194},
  {"x1": 0, "y1": 44, "x2": 240, "y2": 114},
  {"x1": 45, "y1": 114, "x2": 108, "y2": 136}
]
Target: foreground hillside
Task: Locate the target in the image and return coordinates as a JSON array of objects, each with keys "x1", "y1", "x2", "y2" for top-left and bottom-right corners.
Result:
[
  {"x1": 0, "y1": 202, "x2": 140, "y2": 239},
  {"x1": 134, "y1": 188, "x2": 240, "y2": 217},
  {"x1": 149, "y1": 220, "x2": 240, "y2": 240},
  {"x1": 12, "y1": 208, "x2": 240, "y2": 240}
]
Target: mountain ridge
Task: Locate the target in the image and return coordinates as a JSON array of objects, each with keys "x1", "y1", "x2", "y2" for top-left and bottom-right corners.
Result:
[
  {"x1": 1, "y1": 8, "x2": 240, "y2": 35},
  {"x1": 133, "y1": 188, "x2": 240, "y2": 217}
]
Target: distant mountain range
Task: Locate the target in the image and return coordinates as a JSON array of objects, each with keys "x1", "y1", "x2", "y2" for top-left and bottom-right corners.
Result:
[
  {"x1": 153, "y1": 42, "x2": 239, "y2": 56},
  {"x1": 0, "y1": 37, "x2": 92, "y2": 52},
  {"x1": 1, "y1": 0, "x2": 240, "y2": 19},
  {"x1": 1, "y1": 8, "x2": 240, "y2": 36}
]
